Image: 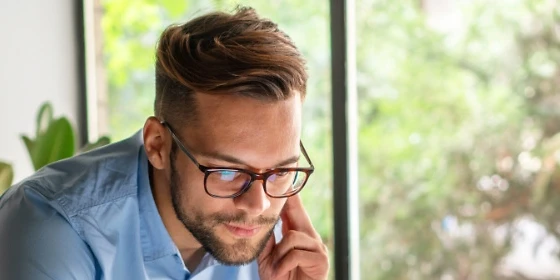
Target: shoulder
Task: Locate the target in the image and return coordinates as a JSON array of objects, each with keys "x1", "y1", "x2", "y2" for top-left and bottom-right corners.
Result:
[
  {"x1": 0, "y1": 131, "x2": 146, "y2": 279},
  {"x1": 0, "y1": 184, "x2": 97, "y2": 279},
  {"x1": 1, "y1": 131, "x2": 145, "y2": 218}
]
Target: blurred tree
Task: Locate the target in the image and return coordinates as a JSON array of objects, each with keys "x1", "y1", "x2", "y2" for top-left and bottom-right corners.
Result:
[
  {"x1": 99, "y1": 0, "x2": 190, "y2": 140},
  {"x1": 357, "y1": 0, "x2": 560, "y2": 279}
]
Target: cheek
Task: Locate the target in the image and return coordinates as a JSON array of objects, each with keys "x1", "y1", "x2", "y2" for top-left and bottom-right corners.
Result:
[
  {"x1": 182, "y1": 179, "x2": 232, "y2": 217},
  {"x1": 181, "y1": 177, "x2": 220, "y2": 213},
  {"x1": 176, "y1": 159, "x2": 221, "y2": 213},
  {"x1": 269, "y1": 198, "x2": 288, "y2": 216}
]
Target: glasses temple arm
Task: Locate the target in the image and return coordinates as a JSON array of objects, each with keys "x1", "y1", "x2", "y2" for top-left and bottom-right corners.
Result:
[{"x1": 299, "y1": 141, "x2": 314, "y2": 169}]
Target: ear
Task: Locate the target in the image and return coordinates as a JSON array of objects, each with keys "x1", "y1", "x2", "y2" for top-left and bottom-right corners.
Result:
[{"x1": 143, "y1": 116, "x2": 169, "y2": 170}]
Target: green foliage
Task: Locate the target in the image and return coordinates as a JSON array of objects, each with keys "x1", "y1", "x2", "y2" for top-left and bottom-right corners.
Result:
[
  {"x1": 356, "y1": 0, "x2": 560, "y2": 278},
  {"x1": 21, "y1": 102, "x2": 112, "y2": 170},
  {"x1": 22, "y1": 102, "x2": 75, "y2": 171},
  {"x1": 0, "y1": 102, "x2": 111, "y2": 195},
  {"x1": 0, "y1": 162, "x2": 13, "y2": 194},
  {"x1": 101, "y1": 0, "x2": 191, "y2": 141},
  {"x1": 79, "y1": 136, "x2": 111, "y2": 153}
]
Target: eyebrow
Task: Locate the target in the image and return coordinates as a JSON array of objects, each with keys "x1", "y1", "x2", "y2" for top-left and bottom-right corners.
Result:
[{"x1": 199, "y1": 151, "x2": 301, "y2": 169}]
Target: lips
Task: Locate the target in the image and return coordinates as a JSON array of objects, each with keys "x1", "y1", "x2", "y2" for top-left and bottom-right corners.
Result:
[{"x1": 224, "y1": 224, "x2": 261, "y2": 238}]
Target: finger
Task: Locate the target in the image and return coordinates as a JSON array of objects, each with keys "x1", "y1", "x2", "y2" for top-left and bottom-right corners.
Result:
[
  {"x1": 281, "y1": 212, "x2": 290, "y2": 236},
  {"x1": 273, "y1": 249, "x2": 329, "y2": 279},
  {"x1": 281, "y1": 194, "x2": 320, "y2": 238},
  {"x1": 271, "y1": 230, "x2": 325, "y2": 266}
]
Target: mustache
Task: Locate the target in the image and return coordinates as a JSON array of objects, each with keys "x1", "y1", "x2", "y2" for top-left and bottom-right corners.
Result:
[{"x1": 210, "y1": 212, "x2": 279, "y2": 226}]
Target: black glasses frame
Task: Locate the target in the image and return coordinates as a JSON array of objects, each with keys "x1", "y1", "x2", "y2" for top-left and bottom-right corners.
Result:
[{"x1": 161, "y1": 121, "x2": 315, "y2": 198}]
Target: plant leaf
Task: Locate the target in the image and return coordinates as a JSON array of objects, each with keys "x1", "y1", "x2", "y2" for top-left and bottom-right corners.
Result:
[
  {"x1": 31, "y1": 117, "x2": 75, "y2": 170},
  {"x1": 79, "y1": 136, "x2": 111, "y2": 153},
  {"x1": 36, "y1": 102, "x2": 53, "y2": 136},
  {"x1": 0, "y1": 161, "x2": 14, "y2": 194},
  {"x1": 21, "y1": 135, "x2": 36, "y2": 167}
]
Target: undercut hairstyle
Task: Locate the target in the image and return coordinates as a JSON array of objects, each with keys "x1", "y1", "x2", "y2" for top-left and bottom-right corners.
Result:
[{"x1": 154, "y1": 6, "x2": 308, "y2": 126}]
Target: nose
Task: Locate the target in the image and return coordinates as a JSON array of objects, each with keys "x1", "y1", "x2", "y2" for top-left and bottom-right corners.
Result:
[{"x1": 233, "y1": 179, "x2": 271, "y2": 216}]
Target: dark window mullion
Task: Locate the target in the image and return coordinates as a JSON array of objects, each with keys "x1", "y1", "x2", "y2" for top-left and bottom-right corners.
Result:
[
  {"x1": 330, "y1": 0, "x2": 360, "y2": 279},
  {"x1": 76, "y1": 0, "x2": 88, "y2": 146}
]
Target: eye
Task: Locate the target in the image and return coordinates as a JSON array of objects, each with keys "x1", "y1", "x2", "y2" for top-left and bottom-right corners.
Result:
[
  {"x1": 267, "y1": 171, "x2": 291, "y2": 183},
  {"x1": 217, "y1": 170, "x2": 239, "y2": 181}
]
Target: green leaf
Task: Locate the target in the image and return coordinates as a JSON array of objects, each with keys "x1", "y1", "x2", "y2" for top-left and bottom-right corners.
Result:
[
  {"x1": 30, "y1": 117, "x2": 75, "y2": 170},
  {"x1": 36, "y1": 102, "x2": 53, "y2": 136},
  {"x1": 79, "y1": 136, "x2": 111, "y2": 153},
  {"x1": 21, "y1": 135, "x2": 35, "y2": 164},
  {"x1": 0, "y1": 161, "x2": 14, "y2": 194},
  {"x1": 161, "y1": 0, "x2": 188, "y2": 19}
]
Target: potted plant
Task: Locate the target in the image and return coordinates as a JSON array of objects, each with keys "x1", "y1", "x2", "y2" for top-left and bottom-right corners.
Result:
[{"x1": 0, "y1": 102, "x2": 110, "y2": 194}]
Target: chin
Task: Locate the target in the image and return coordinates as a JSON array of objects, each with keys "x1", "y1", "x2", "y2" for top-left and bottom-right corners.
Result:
[
  {"x1": 218, "y1": 242, "x2": 259, "y2": 265},
  {"x1": 211, "y1": 225, "x2": 275, "y2": 266}
]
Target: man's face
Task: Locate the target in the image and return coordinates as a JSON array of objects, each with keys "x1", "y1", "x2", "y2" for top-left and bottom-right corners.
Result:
[{"x1": 169, "y1": 92, "x2": 302, "y2": 265}]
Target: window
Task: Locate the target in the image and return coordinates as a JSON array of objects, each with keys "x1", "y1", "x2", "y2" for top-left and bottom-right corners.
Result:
[{"x1": 356, "y1": 0, "x2": 560, "y2": 278}]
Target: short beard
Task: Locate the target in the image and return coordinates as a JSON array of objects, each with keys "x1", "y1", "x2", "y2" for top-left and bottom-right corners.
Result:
[{"x1": 168, "y1": 148, "x2": 277, "y2": 265}]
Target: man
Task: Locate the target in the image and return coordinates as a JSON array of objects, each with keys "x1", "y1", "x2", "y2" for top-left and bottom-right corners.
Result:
[{"x1": 0, "y1": 6, "x2": 329, "y2": 280}]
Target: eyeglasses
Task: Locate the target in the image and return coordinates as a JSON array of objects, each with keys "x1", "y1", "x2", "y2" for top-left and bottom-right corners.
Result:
[{"x1": 161, "y1": 121, "x2": 314, "y2": 198}]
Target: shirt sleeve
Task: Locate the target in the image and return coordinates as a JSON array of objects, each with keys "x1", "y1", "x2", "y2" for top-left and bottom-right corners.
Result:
[{"x1": 0, "y1": 185, "x2": 96, "y2": 280}]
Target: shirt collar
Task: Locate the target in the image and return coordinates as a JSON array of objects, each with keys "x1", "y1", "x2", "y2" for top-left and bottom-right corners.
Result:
[
  {"x1": 135, "y1": 132, "x2": 222, "y2": 271},
  {"x1": 136, "y1": 133, "x2": 178, "y2": 261}
]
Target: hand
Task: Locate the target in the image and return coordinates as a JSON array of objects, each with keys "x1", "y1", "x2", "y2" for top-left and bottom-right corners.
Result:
[{"x1": 257, "y1": 194, "x2": 329, "y2": 280}]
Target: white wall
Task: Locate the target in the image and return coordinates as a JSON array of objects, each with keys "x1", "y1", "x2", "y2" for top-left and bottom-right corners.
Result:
[{"x1": 0, "y1": 1, "x2": 79, "y2": 183}]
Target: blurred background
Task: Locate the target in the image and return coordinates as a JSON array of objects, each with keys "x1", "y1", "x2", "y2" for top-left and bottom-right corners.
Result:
[{"x1": 2, "y1": 0, "x2": 560, "y2": 279}]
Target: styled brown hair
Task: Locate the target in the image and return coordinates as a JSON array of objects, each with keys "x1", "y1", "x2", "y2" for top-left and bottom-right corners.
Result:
[{"x1": 154, "y1": 6, "x2": 308, "y2": 125}]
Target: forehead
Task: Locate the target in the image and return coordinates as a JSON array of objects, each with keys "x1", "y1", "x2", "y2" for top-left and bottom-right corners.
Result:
[{"x1": 184, "y1": 92, "x2": 303, "y2": 167}]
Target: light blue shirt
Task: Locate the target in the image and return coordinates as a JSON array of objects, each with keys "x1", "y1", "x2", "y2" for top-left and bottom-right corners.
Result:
[{"x1": 0, "y1": 131, "x2": 264, "y2": 280}]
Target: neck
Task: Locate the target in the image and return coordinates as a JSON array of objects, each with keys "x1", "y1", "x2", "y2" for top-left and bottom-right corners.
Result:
[{"x1": 149, "y1": 164, "x2": 205, "y2": 272}]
